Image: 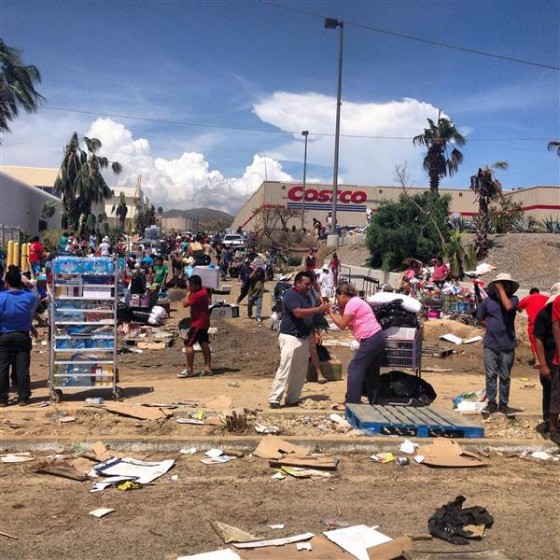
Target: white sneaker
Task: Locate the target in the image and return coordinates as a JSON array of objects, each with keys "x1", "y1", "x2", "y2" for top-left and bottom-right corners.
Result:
[
  {"x1": 177, "y1": 369, "x2": 196, "y2": 378},
  {"x1": 199, "y1": 370, "x2": 213, "y2": 377}
]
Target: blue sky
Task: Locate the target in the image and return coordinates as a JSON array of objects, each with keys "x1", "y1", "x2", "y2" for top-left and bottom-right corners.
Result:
[{"x1": 1, "y1": 0, "x2": 558, "y2": 213}]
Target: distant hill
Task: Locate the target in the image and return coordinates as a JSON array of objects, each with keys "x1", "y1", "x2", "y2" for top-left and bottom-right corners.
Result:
[{"x1": 162, "y1": 207, "x2": 234, "y2": 231}]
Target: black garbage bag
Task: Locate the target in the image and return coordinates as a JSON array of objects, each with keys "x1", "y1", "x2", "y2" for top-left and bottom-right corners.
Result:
[
  {"x1": 373, "y1": 300, "x2": 419, "y2": 329},
  {"x1": 428, "y1": 495, "x2": 494, "y2": 545},
  {"x1": 377, "y1": 370, "x2": 437, "y2": 406},
  {"x1": 272, "y1": 281, "x2": 292, "y2": 313}
]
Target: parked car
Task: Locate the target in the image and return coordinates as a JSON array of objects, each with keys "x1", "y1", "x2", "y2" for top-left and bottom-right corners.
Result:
[{"x1": 222, "y1": 233, "x2": 245, "y2": 249}]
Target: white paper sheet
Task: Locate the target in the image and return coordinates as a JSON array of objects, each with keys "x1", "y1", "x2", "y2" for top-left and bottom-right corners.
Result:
[
  {"x1": 323, "y1": 525, "x2": 392, "y2": 560},
  {"x1": 232, "y1": 533, "x2": 315, "y2": 549},
  {"x1": 94, "y1": 457, "x2": 175, "y2": 484}
]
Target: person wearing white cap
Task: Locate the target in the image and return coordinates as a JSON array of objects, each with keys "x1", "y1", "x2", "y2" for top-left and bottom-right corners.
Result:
[
  {"x1": 476, "y1": 273, "x2": 520, "y2": 417},
  {"x1": 533, "y1": 282, "x2": 560, "y2": 444}
]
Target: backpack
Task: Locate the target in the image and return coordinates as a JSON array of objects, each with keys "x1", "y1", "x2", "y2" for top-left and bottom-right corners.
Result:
[{"x1": 377, "y1": 370, "x2": 437, "y2": 407}]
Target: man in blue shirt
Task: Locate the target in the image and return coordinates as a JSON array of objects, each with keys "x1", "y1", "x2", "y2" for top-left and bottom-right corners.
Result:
[
  {"x1": 477, "y1": 273, "x2": 519, "y2": 417},
  {"x1": 268, "y1": 271, "x2": 329, "y2": 408},
  {"x1": 0, "y1": 266, "x2": 38, "y2": 406}
]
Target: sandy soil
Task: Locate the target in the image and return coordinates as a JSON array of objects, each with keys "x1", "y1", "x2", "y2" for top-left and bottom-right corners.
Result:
[{"x1": 1, "y1": 272, "x2": 558, "y2": 560}]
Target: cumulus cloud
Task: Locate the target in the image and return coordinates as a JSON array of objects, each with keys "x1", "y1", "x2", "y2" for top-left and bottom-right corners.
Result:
[
  {"x1": 87, "y1": 119, "x2": 294, "y2": 214},
  {"x1": 253, "y1": 92, "x2": 446, "y2": 187}
]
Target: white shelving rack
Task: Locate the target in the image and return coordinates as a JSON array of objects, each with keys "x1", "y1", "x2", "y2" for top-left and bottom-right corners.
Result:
[{"x1": 48, "y1": 257, "x2": 121, "y2": 401}]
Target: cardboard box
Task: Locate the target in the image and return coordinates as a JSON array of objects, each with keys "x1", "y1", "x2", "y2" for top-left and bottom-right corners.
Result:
[
  {"x1": 210, "y1": 304, "x2": 240, "y2": 320},
  {"x1": 307, "y1": 359, "x2": 342, "y2": 381}
]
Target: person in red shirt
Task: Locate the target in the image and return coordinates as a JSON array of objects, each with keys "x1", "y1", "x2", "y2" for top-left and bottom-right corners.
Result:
[
  {"x1": 518, "y1": 287, "x2": 549, "y2": 366},
  {"x1": 178, "y1": 274, "x2": 212, "y2": 378},
  {"x1": 29, "y1": 236, "x2": 46, "y2": 278}
]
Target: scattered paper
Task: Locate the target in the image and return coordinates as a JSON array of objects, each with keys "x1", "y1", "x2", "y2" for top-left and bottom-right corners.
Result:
[
  {"x1": 269, "y1": 524, "x2": 285, "y2": 529},
  {"x1": 200, "y1": 456, "x2": 236, "y2": 465},
  {"x1": 89, "y1": 508, "x2": 114, "y2": 518},
  {"x1": 254, "y1": 422, "x2": 280, "y2": 434},
  {"x1": 205, "y1": 449, "x2": 224, "y2": 458},
  {"x1": 271, "y1": 472, "x2": 285, "y2": 480},
  {"x1": 399, "y1": 439, "x2": 418, "y2": 454},
  {"x1": 1, "y1": 452, "x2": 34, "y2": 463},
  {"x1": 177, "y1": 548, "x2": 241, "y2": 560},
  {"x1": 180, "y1": 448, "x2": 198, "y2": 455},
  {"x1": 232, "y1": 532, "x2": 314, "y2": 549},
  {"x1": 176, "y1": 418, "x2": 205, "y2": 425},
  {"x1": 440, "y1": 334, "x2": 482, "y2": 345},
  {"x1": 281, "y1": 466, "x2": 334, "y2": 479},
  {"x1": 323, "y1": 525, "x2": 392, "y2": 560},
  {"x1": 98, "y1": 403, "x2": 173, "y2": 421},
  {"x1": 90, "y1": 476, "x2": 133, "y2": 493},
  {"x1": 297, "y1": 542, "x2": 313, "y2": 551},
  {"x1": 371, "y1": 453, "x2": 395, "y2": 464},
  {"x1": 94, "y1": 457, "x2": 175, "y2": 484},
  {"x1": 531, "y1": 451, "x2": 552, "y2": 460},
  {"x1": 58, "y1": 416, "x2": 76, "y2": 423}
]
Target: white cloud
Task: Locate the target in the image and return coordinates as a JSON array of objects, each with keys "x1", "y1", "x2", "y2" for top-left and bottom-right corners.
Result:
[
  {"x1": 253, "y1": 92, "x2": 445, "y2": 187},
  {"x1": 87, "y1": 119, "x2": 294, "y2": 214}
]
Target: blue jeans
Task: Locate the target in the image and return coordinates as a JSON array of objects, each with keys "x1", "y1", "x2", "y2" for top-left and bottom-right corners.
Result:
[
  {"x1": 483, "y1": 347, "x2": 515, "y2": 405},
  {"x1": 346, "y1": 330, "x2": 385, "y2": 404},
  {"x1": 248, "y1": 295, "x2": 263, "y2": 320}
]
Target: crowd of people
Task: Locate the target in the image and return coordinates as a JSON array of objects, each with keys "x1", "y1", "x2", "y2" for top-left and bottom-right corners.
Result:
[{"x1": 1, "y1": 226, "x2": 559, "y2": 447}]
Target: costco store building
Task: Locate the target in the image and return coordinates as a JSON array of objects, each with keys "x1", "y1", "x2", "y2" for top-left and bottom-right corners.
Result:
[{"x1": 231, "y1": 181, "x2": 559, "y2": 232}]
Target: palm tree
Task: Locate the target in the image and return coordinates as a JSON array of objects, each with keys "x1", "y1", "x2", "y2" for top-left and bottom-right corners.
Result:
[
  {"x1": 413, "y1": 114, "x2": 466, "y2": 192},
  {"x1": 0, "y1": 39, "x2": 44, "y2": 139},
  {"x1": 54, "y1": 132, "x2": 122, "y2": 234},
  {"x1": 469, "y1": 162, "x2": 508, "y2": 259},
  {"x1": 548, "y1": 141, "x2": 560, "y2": 157},
  {"x1": 112, "y1": 191, "x2": 128, "y2": 231}
]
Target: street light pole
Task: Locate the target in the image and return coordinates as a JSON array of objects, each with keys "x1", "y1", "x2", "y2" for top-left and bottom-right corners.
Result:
[
  {"x1": 301, "y1": 130, "x2": 309, "y2": 230},
  {"x1": 325, "y1": 17, "x2": 344, "y2": 236}
]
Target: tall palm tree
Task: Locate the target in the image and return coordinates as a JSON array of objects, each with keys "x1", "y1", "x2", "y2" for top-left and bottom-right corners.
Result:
[
  {"x1": 470, "y1": 162, "x2": 508, "y2": 259},
  {"x1": 548, "y1": 141, "x2": 560, "y2": 157},
  {"x1": 0, "y1": 39, "x2": 44, "y2": 139},
  {"x1": 54, "y1": 132, "x2": 122, "y2": 234},
  {"x1": 413, "y1": 114, "x2": 466, "y2": 192}
]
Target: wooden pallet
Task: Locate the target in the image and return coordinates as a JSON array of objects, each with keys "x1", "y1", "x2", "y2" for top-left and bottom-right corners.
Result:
[{"x1": 346, "y1": 404, "x2": 484, "y2": 438}]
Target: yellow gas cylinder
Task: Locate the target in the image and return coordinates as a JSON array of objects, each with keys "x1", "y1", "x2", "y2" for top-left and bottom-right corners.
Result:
[
  {"x1": 13, "y1": 241, "x2": 20, "y2": 267},
  {"x1": 7, "y1": 240, "x2": 14, "y2": 266},
  {"x1": 20, "y1": 243, "x2": 29, "y2": 272}
]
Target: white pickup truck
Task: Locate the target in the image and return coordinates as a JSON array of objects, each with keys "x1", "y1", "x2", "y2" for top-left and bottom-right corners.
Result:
[{"x1": 222, "y1": 233, "x2": 246, "y2": 249}]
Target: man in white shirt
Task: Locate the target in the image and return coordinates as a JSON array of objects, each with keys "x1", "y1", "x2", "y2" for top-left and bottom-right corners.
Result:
[{"x1": 318, "y1": 265, "x2": 335, "y2": 300}]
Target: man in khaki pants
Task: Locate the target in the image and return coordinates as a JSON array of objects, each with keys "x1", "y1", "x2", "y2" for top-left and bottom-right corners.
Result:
[{"x1": 269, "y1": 271, "x2": 329, "y2": 409}]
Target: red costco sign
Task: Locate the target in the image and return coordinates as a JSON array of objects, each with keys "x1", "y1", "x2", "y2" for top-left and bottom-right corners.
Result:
[{"x1": 287, "y1": 186, "x2": 367, "y2": 204}]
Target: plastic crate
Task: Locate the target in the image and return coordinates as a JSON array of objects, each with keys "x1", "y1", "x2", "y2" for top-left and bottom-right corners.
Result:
[{"x1": 381, "y1": 326, "x2": 422, "y2": 370}]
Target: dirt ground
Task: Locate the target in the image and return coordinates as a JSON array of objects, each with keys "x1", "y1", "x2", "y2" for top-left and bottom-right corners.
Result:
[{"x1": 1, "y1": 269, "x2": 559, "y2": 559}]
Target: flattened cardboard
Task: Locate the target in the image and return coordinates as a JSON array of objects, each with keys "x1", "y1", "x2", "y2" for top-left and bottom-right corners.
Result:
[
  {"x1": 253, "y1": 436, "x2": 312, "y2": 460},
  {"x1": 239, "y1": 534, "x2": 346, "y2": 559},
  {"x1": 210, "y1": 521, "x2": 257, "y2": 544},
  {"x1": 368, "y1": 536, "x2": 413, "y2": 559},
  {"x1": 417, "y1": 439, "x2": 487, "y2": 468},
  {"x1": 100, "y1": 403, "x2": 173, "y2": 421},
  {"x1": 269, "y1": 455, "x2": 339, "y2": 470},
  {"x1": 91, "y1": 441, "x2": 112, "y2": 461}
]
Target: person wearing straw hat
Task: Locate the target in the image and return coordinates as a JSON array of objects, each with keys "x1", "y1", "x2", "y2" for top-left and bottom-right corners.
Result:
[
  {"x1": 533, "y1": 282, "x2": 560, "y2": 444},
  {"x1": 476, "y1": 273, "x2": 520, "y2": 417}
]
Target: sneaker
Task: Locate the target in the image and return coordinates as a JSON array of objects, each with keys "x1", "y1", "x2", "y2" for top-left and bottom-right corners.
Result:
[
  {"x1": 17, "y1": 398, "x2": 30, "y2": 407},
  {"x1": 550, "y1": 432, "x2": 560, "y2": 446},
  {"x1": 269, "y1": 401, "x2": 281, "y2": 409},
  {"x1": 199, "y1": 370, "x2": 213, "y2": 377},
  {"x1": 498, "y1": 403, "x2": 518, "y2": 417},
  {"x1": 481, "y1": 402, "x2": 498, "y2": 415},
  {"x1": 257, "y1": 318, "x2": 262, "y2": 323},
  {"x1": 285, "y1": 399, "x2": 303, "y2": 407},
  {"x1": 177, "y1": 369, "x2": 196, "y2": 378}
]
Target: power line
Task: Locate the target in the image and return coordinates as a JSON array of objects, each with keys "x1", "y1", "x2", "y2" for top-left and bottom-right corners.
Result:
[
  {"x1": 260, "y1": 0, "x2": 560, "y2": 71},
  {"x1": 45, "y1": 105, "x2": 554, "y2": 142}
]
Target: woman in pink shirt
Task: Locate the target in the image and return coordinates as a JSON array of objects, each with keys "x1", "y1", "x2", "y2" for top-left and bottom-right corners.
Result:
[{"x1": 329, "y1": 283, "x2": 385, "y2": 408}]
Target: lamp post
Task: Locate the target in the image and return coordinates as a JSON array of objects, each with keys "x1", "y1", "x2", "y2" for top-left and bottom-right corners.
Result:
[
  {"x1": 324, "y1": 17, "x2": 344, "y2": 237},
  {"x1": 301, "y1": 130, "x2": 309, "y2": 230}
]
